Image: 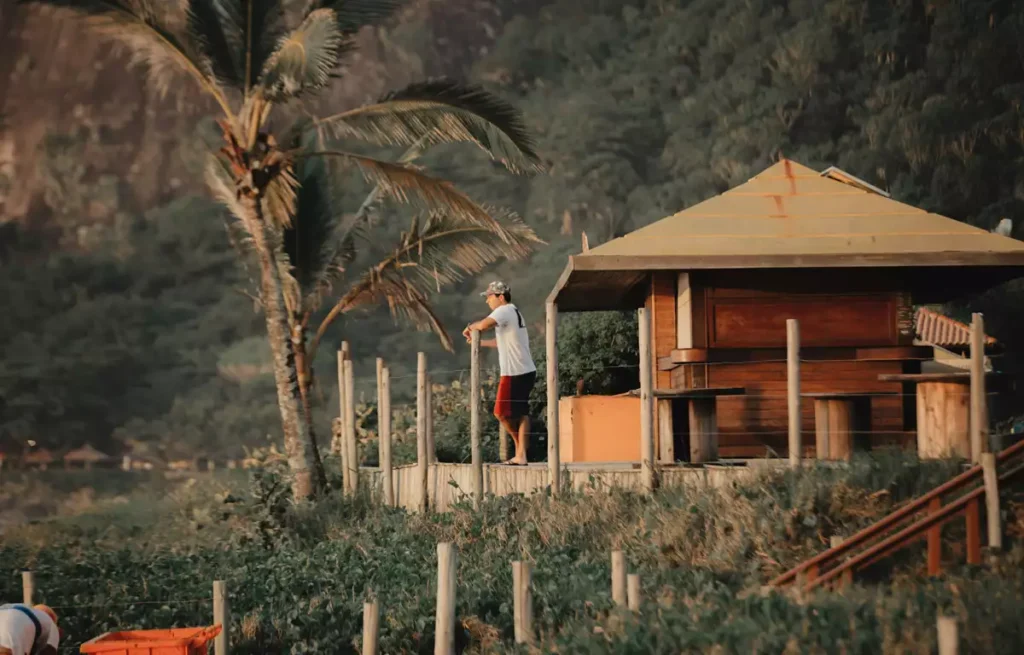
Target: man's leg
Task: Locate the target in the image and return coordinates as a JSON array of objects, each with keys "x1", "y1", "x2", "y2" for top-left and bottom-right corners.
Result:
[
  {"x1": 497, "y1": 415, "x2": 520, "y2": 461},
  {"x1": 515, "y1": 415, "x2": 530, "y2": 463}
]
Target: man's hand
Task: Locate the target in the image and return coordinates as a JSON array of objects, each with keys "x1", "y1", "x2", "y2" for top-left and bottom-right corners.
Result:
[{"x1": 462, "y1": 323, "x2": 474, "y2": 342}]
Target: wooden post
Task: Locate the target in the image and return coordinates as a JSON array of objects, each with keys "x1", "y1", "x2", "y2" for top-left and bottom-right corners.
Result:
[
  {"x1": 981, "y1": 452, "x2": 1002, "y2": 550},
  {"x1": 426, "y1": 375, "x2": 436, "y2": 464},
  {"x1": 470, "y1": 330, "x2": 483, "y2": 509},
  {"x1": 970, "y1": 313, "x2": 988, "y2": 463},
  {"x1": 417, "y1": 352, "x2": 428, "y2": 513},
  {"x1": 937, "y1": 615, "x2": 958, "y2": 655},
  {"x1": 638, "y1": 308, "x2": 655, "y2": 491},
  {"x1": 546, "y1": 302, "x2": 561, "y2": 496},
  {"x1": 434, "y1": 542, "x2": 458, "y2": 655},
  {"x1": 512, "y1": 561, "x2": 533, "y2": 644},
  {"x1": 213, "y1": 580, "x2": 229, "y2": 655},
  {"x1": 380, "y1": 365, "x2": 394, "y2": 507},
  {"x1": 787, "y1": 319, "x2": 801, "y2": 467},
  {"x1": 610, "y1": 550, "x2": 627, "y2": 607},
  {"x1": 627, "y1": 573, "x2": 640, "y2": 612},
  {"x1": 344, "y1": 357, "x2": 358, "y2": 495},
  {"x1": 21, "y1": 571, "x2": 34, "y2": 605},
  {"x1": 657, "y1": 399, "x2": 674, "y2": 464},
  {"x1": 336, "y1": 350, "x2": 346, "y2": 459},
  {"x1": 362, "y1": 598, "x2": 379, "y2": 655},
  {"x1": 499, "y1": 425, "x2": 509, "y2": 462}
]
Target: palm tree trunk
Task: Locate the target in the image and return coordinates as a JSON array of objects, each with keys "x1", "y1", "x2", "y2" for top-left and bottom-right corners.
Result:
[
  {"x1": 291, "y1": 323, "x2": 328, "y2": 492},
  {"x1": 246, "y1": 196, "x2": 317, "y2": 501}
]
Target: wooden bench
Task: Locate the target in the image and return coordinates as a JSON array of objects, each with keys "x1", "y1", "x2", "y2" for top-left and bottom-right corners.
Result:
[
  {"x1": 653, "y1": 387, "x2": 745, "y2": 464},
  {"x1": 801, "y1": 392, "x2": 895, "y2": 461}
]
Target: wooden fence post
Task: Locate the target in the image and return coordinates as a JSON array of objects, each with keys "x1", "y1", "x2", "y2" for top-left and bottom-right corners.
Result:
[
  {"x1": 499, "y1": 425, "x2": 509, "y2": 462},
  {"x1": 627, "y1": 573, "x2": 640, "y2": 612},
  {"x1": 380, "y1": 363, "x2": 394, "y2": 507},
  {"x1": 335, "y1": 350, "x2": 346, "y2": 460},
  {"x1": 426, "y1": 375, "x2": 436, "y2": 464},
  {"x1": 970, "y1": 313, "x2": 988, "y2": 463},
  {"x1": 512, "y1": 561, "x2": 533, "y2": 644},
  {"x1": 611, "y1": 550, "x2": 627, "y2": 607},
  {"x1": 21, "y1": 571, "x2": 34, "y2": 605},
  {"x1": 787, "y1": 319, "x2": 801, "y2": 467},
  {"x1": 981, "y1": 452, "x2": 1002, "y2": 550},
  {"x1": 546, "y1": 302, "x2": 561, "y2": 496},
  {"x1": 344, "y1": 357, "x2": 358, "y2": 495},
  {"x1": 470, "y1": 330, "x2": 483, "y2": 509},
  {"x1": 937, "y1": 615, "x2": 959, "y2": 655},
  {"x1": 638, "y1": 308, "x2": 655, "y2": 492},
  {"x1": 417, "y1": 352, "x2": 428, "y2": 513},
  {"x1": 362, "y1": 597, "x2": 379, "y2": 655},
  {"x1": 434, "y1": 542, "x2": 458, "y2": 655},
  {"x1": 213, "y1": 580, "x2": 229, "y2": 655}
]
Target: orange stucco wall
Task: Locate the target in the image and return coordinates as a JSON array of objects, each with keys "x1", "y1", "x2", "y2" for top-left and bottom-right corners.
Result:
[{"x1": 559, "y1": 396, "x2": 640, "y2": 462}]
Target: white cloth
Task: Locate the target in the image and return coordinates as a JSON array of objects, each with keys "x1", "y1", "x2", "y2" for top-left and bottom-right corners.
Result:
[
  {"x1": 487, "y1": 303, "x2": 536, "y2": 376},
  {"x1": 0, "y1": 605, "x2": 58, "y2": 655}
]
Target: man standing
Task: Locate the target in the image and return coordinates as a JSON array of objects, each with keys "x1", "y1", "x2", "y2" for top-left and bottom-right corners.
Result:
[{"x1": 463, "y1": 281, "x2": 537, "y2": 465}]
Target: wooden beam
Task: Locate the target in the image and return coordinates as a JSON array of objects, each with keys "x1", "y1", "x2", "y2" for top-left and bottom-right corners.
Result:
[
  {"x1": 380, "y1": 366, "x2": 393, "y2": 507},
  {"x1": 970, "y1": 313, "x2": 988, "y2": 463},
  {"x1": 546, "y1": 302, "x2": 561, "y2": 496},
  {"x1": 638, "y1": 307, "x2": 655, "y2": 491}
]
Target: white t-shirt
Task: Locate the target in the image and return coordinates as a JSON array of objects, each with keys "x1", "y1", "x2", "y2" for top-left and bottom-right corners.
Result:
[
  {"x1": 488, "y1": 303, "x2": 536, "y2": 377},
  {"x1": 0, "y1": 605, "x2": 59, "y2": 655}
]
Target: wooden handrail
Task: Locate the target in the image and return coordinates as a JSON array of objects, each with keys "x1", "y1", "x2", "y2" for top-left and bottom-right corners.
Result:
[
  {"x1": 770, "y1": 436, "x2": 1024, "y2": 587},
  {"x1": 805, "y1": 460, "x2": 1024, "y2": 591}
]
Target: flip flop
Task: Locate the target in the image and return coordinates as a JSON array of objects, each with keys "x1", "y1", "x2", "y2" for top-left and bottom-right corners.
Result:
[{"x1": 502, "y1": 459, "x2": 525, "y2": 466}]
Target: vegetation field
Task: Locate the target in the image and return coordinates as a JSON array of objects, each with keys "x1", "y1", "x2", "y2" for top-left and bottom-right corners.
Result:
[{"x1": 2, "y1": 453, "x2": 1023, "y2": 654}]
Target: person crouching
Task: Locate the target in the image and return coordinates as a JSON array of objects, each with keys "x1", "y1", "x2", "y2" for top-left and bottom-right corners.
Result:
[{"x1": 0, "y1": 603, "x2": 60, "y2": 655}]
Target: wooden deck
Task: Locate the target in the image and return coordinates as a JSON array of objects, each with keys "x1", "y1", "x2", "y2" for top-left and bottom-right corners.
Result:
[{"x1": 360, "y1": 461, "x2": 784, "y2": 513}]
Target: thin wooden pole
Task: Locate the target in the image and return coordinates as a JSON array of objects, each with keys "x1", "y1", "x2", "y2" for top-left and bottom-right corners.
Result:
[
  {"x1": 426, "y1": 375, "x2": 436, "y2": 464},
  {"x1": 787, "y1": 319, "x2": 801, "y2": 467},
  {"x1": 434, "y1": 542, "x2": 458, "y2": 655},
  {"x1": 499, "y1": 425, "x2": 509, "y2": 462},
  {"x1": 611, "y1": 550, "x2": 627, "y2": 607},
  {"x1": 546, "y1": 302, "x2": 561, "y2": 496},
  {"x1": 213, "y1": 580, "x2": 229, "y2": 655},
  {"x1": 970, "y1": 313, "x2": 988, "y2": 463},
  {"x1": 627, "y1": 573, "x2": 640, "y2": 612},
  {"x1": 417, "y1": 352, "x2": 428, "y2": 513},
  {"x1": 344, "y1": 357, "x2": 358, "y2": 495},
  {"x1": 470, "y1": 330, "x2": 483, "y2": 509},
  {"x1": 21, "y1": 571, "x2": 34, "y2": 605},
  {"x1": 512, "y1": 561, "x2": 533, "y2": 644},
  {"x1": 336, "y1": 350, "x2": 346, "y2": 460},
  {"x1": 380, "y1": 364, "x2": 394, "y2": 507},
  {"x1": 638, "y1": 308, "x2": 655, "y2": 491},
  {"x1": 937, "y1": 615, "x2": 959, "y2": 655},
  {"x1": 362, "y1": 598, "x2": 379, "y2": 655},
  {"x1": 981, "y1": 452, "x2": 1002, "y2": 550}
]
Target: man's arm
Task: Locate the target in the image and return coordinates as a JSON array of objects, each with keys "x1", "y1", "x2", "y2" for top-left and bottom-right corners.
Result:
[
  {"x1": 480, "y1": 338, "x2": 497, "y2": 348},
  {"x1": 462, "y1": 316, "x2": 498, "y2": 342}
]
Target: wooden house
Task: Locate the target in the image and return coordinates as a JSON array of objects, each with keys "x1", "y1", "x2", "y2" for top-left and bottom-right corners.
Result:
[{"x1": 547, "y1": 159, "x2": 1024, "y2": 461}]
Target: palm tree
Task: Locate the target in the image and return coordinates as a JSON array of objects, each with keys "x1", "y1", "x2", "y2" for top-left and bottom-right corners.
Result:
[{"x1": 26, "y1": 0, "x2": 543, "y2": 500}]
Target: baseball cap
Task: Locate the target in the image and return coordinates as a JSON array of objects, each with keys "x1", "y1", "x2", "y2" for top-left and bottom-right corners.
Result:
[{"x1": 480, "y1": 281, "x2": 510, "y2": 297}]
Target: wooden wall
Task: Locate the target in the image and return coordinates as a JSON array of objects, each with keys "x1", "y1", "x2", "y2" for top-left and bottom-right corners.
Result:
[{"x1": 646, "y1": 272, "x2": 677, "y2": 389}]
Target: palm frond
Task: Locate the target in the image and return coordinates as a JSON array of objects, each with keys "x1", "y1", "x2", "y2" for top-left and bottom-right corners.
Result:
[
  {"x1": 243, "y1": 0, "x2": 289, "y2": 93},
  {"x1": 263, "y1": 165, "x2": 300, "y2": 229},
  {"x1": 315, "y1": 79, "x2": 543, "y2": 174},
  {"x1": 185, "y1": 0, "x2": 242, "y2": 86},
  {"x1": 205, "y1": 155, "x2": 252, "y2": 231},
  {"x1": 20, "y1": 0, "x2": 234, "y2": 118},
  {"x1": 300, "y1": 150, "x2": 516, "y2": 240},
  {"x1": 259, "y1": 8, "x2": 343, "y2": 102},
  {"x1": 308, "y1": 0, "x2": 407, "y2": 35}
]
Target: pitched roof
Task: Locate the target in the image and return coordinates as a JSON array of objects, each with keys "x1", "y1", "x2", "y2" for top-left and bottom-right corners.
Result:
[
  {"x1": 64, "y1": 444, "x2": 110, "y2": 462},
  {"x1": 578, "y1": 159, "x2": 1024, "y2": 267}
]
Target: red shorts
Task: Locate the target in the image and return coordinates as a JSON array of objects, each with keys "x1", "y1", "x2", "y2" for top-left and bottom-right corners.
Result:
[{"x1": 494, "y1": 371, "x2": 537, "y2": 422}]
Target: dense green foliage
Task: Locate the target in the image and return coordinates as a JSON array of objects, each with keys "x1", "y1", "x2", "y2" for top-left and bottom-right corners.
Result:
[
  {"x1": 3, "y1": 455, "x2": 1023, "y2": 653},
  {"x1": 5, "y1": 0, "x2": 1024, "y2": 457}
]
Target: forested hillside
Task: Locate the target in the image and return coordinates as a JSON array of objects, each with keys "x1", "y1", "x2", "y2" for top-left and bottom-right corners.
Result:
[{"x1": 3, "y1": 0, "x2": 1024, "y2": 458}]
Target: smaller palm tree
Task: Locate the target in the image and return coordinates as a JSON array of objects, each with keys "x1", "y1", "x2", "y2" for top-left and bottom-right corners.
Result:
[{"x1": 26, "y1": 0, "x2": 544, "y2": 500}]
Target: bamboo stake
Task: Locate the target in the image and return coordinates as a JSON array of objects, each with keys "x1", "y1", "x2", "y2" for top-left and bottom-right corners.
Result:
[
  {"x1": 627, "y1": 573, "x2": 640, "y2": 612},
  {"x1": 638, "y1": 308, "x2": 655, "y2": 491},
  {"x1": 336, "y1": 350, "x2": 346, "y2": 463},
  {"x1": 981, "y1": 452, "x2": 1002, "y2": 550},
  {"x1": 380, "y1": 364, "x2": 394, "y2": 507},
  {"x1": 417, "y1": 352, "x2": 428, "y2": 513},
  {"x1": 937, "y1": 615, "x2": 958, "y2": 655},
  {"x1": 512, "y1": 561, "x2": 533, "y2": 644},
  {"x1": 434, "y1": 542, "x2": 458, "y2": 655},
  {"x1": 344, "y1": 357, "x2": 358, "y2": 495},
  {"x1": 611, "y1": 550, "x2": 627, "y2": 607},
  {"x1": 970, "y1": 313, "x2": 988, "y2": 463},
  {"x1": 787, "y1": 319, "x2": 801, "y2": 467},
  {"x1": 213, "y1": 580, "x2": 229, "y2": 655},
  {"x1": 426, "y1": 375, "x2": 436, "y2": 464},
  {"x1": 470, "y1": 330, "x2": 483, "y2": 509},
  {"x1": 546, "y1": 302, "x2": 561, "y2": 496},
  {"x1": 21, "y1": 571, "x2": 34, "y2": 605},
  {"x1": 362, "y1": 598, "x2": 379, "y2": 655}
]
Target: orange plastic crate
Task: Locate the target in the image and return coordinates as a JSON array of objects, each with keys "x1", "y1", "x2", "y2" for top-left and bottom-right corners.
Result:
[{"x1": 80, "y1": 625, "x2": 222, "y2": 655}]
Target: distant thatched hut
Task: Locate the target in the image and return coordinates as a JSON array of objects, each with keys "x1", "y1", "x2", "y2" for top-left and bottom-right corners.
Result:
[
  {"x1": 63, "y1": 444, "x2": 112, "y2": 470},
  {"x1": 22, "y1": 448, "x2": 55, "y2": 470}
]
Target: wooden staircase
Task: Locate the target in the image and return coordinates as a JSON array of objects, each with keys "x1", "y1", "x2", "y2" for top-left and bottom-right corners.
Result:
[{"x1": 770, "y1": 437, "x2": 1024, "y2": 592}]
